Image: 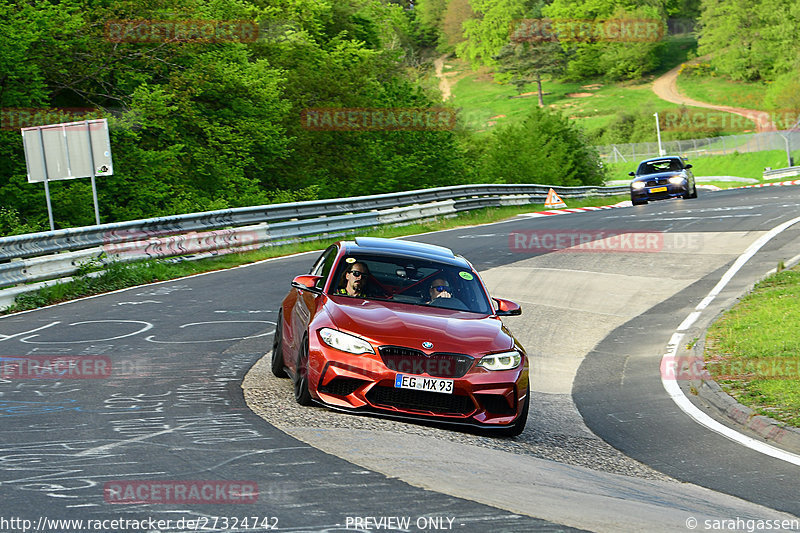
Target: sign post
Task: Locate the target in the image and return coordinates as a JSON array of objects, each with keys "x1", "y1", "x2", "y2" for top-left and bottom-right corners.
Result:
[
  {"x1": 84, "y1": 120, "x2": 102, "y2": 224},
  {"x1": 21, "y1": 118, "x2": 113, "y2": 230},
  {"x1": 654, "y1": 112, "x2": 664, "y2": 156},
  {"x1": 34, "y1": 127, "x2": 56, "y2": 231}
]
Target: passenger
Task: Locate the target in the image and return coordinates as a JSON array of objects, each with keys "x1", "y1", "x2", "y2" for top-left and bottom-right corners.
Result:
[
  {"x1": 427, "y1": 276, "x2": 453, "y2": 303},
  {"x1": 338, "y1": 261, "x2": 369, "y2": 297}
]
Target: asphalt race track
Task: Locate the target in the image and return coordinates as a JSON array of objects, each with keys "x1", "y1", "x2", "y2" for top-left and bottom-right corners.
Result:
[{"x1": 2, "y1": 185, "x2": 800, "y2": 532}]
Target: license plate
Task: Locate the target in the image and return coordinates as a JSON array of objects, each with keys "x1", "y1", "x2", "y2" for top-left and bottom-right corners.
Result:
[
  {"x1": 650, "y1": 186, "x2": 667, "y2": 193},
  {"x1": 394, "y1": 374, "x2": 453, "y2": 394}
]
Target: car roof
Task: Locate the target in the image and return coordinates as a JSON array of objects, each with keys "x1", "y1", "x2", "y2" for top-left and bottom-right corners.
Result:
[
  {"x1": 344, "y1": 237, "x2": 470, "y2": 267},
  {"x1": 639, "y1": 156, "x2": 684, "y2": 164}
]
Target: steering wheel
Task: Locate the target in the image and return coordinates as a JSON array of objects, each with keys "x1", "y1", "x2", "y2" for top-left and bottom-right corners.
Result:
[{"x1": 428, "y1": 296, "x2": 469, "y2": 311}]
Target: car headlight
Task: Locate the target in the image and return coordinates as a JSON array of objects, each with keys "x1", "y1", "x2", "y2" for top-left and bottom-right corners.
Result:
[
  {"x1": 319, "y1": 328, "x2": 375, "y2": 355},
  {"x1": 477, "y1": 351, "x2": 522, "y2": 371},
  {"x1": 669, "y1": 175, "x2": 686, "y2": 184},
  {"x1": 631, "y1": 182, "x2": 645, "y2": 190}
]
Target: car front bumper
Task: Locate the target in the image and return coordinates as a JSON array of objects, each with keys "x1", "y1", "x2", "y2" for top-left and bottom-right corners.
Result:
[
  {"x1": 306, "y1": 337, "x2": 529, "y2": 427},
  {"x1": 631, "y1": 182, "x2": 689, "y2": 202}
]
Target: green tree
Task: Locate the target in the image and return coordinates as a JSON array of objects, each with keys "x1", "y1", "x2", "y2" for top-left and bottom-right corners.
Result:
[
  {"x1": 480, "y1": 106, "x2": 605, "y2": 186},
  {"x1": 253, "y1": 0, "x2": 471, "y2": 199},
  {"x1": 1, "y1": 0, "x2": 292, "y2": 227},
  {"x1": 698, "y1": 0, "x2": 800, "y2": 81},
  {"x1": 458, "y1": 0, "x2": 529, "y2": 66},
  {"x1": 542, "y1": 0, "x2": 666, "y2": 81},
  {"x1": 0, "y1": 0, "x2": 85, "y2": 108},
  {"x1": 414, "y1": 0, "x2": 449, "y2": 46},
  {"x1": 441, "y1": 0, "x2": 477, "y2": 51},
  {"x1": 494, "y1": 2, "x2": 567, "y2": 106}
]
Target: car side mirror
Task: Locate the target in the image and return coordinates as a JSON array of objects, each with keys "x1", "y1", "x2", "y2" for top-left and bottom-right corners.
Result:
[
  {"x1": 291, "y1": 275, "x2": 323, "y2": 292},
  {"x1": 493, "y1": 298, "x2": 522, "y2": 316},
  {"x1": 628, "y1": 171, "x2": 635, "y2": 177},
  {"x1": 685, "y1": 164, "x2": 692, "y2": 169}
]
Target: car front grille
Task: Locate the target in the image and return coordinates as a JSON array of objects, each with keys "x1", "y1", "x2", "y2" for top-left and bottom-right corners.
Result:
[
  {"x1": 378, "y1": 346, "x2": 474, "y2": 378},
  {"x1": 645, "y1": 177, "x2": 669, "y2": 187},
  {"x1": 366, "y1": 386, "x2": 475, "y2": 415}
]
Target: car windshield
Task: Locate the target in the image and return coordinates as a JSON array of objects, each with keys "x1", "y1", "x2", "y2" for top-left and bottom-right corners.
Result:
[
  {"x1": 637, "y1": 159, "x2": 683, "y2": 175},
  {"x1": 330, "y1": 254, "x2": 493, "y2": 314}
]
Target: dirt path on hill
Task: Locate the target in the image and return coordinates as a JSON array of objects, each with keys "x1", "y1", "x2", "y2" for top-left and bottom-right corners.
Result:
[
  {"x1": 652, "y1": 62, "x2": 776, "y2": 132},
  {"x1": 434, "y1": 54, "x2": 453, "y2": 101}
]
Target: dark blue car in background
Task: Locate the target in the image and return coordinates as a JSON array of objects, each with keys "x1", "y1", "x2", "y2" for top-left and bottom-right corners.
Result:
[{"x1": 629, "y1": 156, "x2": 697, "y2": 206}]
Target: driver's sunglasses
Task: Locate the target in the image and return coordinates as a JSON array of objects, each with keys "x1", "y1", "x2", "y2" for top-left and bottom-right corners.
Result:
[
  {"x1": 432, "y1": 285, "x2": 450, "y2": 292},
  {"x1": 349, "y1": 270, "x2": 366, "y2": 277}
]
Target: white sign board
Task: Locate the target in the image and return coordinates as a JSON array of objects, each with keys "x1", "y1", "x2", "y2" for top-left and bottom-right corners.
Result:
[{"x1": 21, "y1": 119, "x2": 113, "y2": 183}]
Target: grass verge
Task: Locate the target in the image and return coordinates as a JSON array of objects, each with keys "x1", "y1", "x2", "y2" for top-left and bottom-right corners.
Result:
[
  {"x1": 704, "y1": 264, "x2": 800, "y2": 428},
  {"x1": 675, "y1": 72, "x2": 770, "y2": 112},
  {"x1": 2, "y1": 195, "x2": 629, "y2": 315}
]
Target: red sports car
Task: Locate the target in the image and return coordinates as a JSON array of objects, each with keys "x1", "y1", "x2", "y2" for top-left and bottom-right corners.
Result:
[{"x1": 271, "y1": 237, "x2": 530, "y2": 436}]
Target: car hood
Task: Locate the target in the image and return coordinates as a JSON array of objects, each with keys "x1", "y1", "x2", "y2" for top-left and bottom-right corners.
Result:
[
  {"x1": 632, "y1": 171, "x2": 686, "y2": 183},
  {"x1": 325, "y1": 298, "x2": 513, "y2": 354}
]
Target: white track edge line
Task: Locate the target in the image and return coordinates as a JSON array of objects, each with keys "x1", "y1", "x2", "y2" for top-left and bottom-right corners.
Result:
[{"x1": 661, "y1": 214, "x2": 800, "y2": 466}]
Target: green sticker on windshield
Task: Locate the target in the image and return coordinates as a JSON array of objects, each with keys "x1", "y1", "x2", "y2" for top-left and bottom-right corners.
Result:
[
  {"x1": 345, "y1": 257, "x2": 356, "y2": 263},
  {"x1": 459, "y1": 271, "x2": 474, "y2": 280}
]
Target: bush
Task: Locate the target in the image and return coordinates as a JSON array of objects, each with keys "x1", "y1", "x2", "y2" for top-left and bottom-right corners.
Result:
[
  {"x1": 596, "y1": 106, "x2": 723, "y2": 145},
  {"x1": 479, "y1": 106, "x2": 605, "y2": 186},
  {"x1": 764, "y1": 72, "x2": 800, "y2": 129},
  {"x1": 0, "y1": 207, "x2": 44, "y2": 237}
]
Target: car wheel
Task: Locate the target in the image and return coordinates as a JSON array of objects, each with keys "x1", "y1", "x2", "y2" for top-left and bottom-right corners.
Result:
[
  {"x1": 294, "y1": 336, "x2": 313, "y2": 406},
  {"x1": 689, "y1": 185, "x2": 698, "y2": 199},
  {"x1": 632, "y1": 198, "x2": 647, "y2": 206},
  {"x1": 271, "y1": 310, "x2": 288, "y2": 378},
  {"x1": 496, "y1": 385, "x2": 529, "y2": 438}
]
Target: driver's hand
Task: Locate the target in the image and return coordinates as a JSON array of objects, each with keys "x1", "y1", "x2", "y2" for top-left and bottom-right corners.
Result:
[{"x1": 434, "y1": 290, "x2": 451, "y2": 299}]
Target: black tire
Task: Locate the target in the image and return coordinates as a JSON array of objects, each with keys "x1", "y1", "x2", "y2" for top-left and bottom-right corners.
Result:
[
  {"x1": 688, "y1": 185, "x2": 698, "y2": 199},
  {"x1": 294, "y1": 337, "x2": 313, "y2": 406},
  {"x1": 496, "y1": 385, "x2": 529, "y2": 438},
  {"x1": 632, "y1": 198, "x2": 647, "y2": 206},
  {"x1": 271, "y1": 310, "x2": 288, "y2": 378}
]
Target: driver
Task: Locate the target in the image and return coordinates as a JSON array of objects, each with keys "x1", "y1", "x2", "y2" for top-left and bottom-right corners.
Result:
[{"x1": 338, "y1": 261, "x2": 369, "y2": 297}]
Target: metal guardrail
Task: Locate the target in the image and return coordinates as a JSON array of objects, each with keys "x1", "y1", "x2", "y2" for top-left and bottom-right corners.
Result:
[
  {"x1": 763, "y1": 166, "x2": 800, "y2": 180},
  {"x1": 0, "y1": 183, "x2": 628, "y2": 308}
]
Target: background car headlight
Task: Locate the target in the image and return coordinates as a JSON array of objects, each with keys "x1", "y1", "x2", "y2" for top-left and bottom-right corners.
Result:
[
  {"x1": 477, "y1": 351, "x2": 522, "y2": 371},
  {"x1": 319, "y1": 328, "x2": 375, "y2": 355},
  {"x1": 669, "y1": 175, "x2": 686, "y2": 184},
  {"x1": 631, "y1": 182, "x2": 645, "y2": 190}
]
